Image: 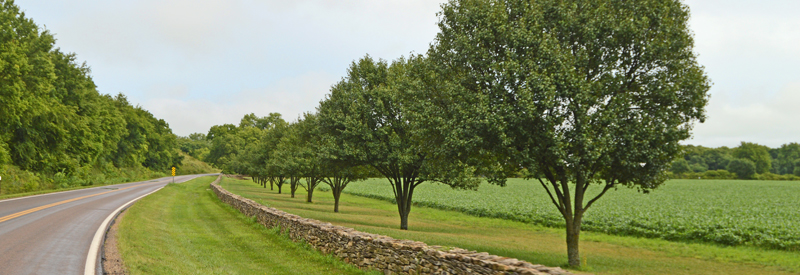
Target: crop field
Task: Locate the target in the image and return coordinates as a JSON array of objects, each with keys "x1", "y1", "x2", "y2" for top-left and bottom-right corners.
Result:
[{"x1": 345, "y1": 179, "x2": 800, "y2": 251}]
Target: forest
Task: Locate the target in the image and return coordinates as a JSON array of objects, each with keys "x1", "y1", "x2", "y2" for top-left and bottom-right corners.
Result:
[
  {"x1": 670, "y1": 143, "x2": 800, "y2": 180},
  {"x1": 0, "y1": 1, "x2": 183, "y2": 195}
]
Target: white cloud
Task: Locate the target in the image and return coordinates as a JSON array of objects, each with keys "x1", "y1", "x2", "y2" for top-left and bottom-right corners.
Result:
[
  {"x1": 142, "y1": 71, "x2": 338, "y2": 136},
  {"x1": 682, "y1": 0, "x2": 800, "y2": 147},
  {"x1": 690, "y1": 83, "x2": 800, "y2": 148}
]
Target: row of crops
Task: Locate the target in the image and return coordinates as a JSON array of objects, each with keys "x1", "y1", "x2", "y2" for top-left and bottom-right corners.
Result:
[{"x1": 344, "y1": 179, "x2": 800, "y2": 251}]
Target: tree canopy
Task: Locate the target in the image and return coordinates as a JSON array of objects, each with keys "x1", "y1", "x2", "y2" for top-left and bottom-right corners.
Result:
[
  {"x1": 1, "y1": 1, "x2": 182, "y2": 178},
  {"x1": 426, "y1": 0, "x2": 710, "y2": 267}
]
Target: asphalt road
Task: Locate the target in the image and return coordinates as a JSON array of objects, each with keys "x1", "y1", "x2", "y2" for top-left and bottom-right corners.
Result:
[{"x1": 0, "y1": 174, "x2": 217, "y2": 274}]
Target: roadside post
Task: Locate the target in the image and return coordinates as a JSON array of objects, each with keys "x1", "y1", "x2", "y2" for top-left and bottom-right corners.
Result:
[{"x1": 171, "y1": 167, "x2": 175, "y2": 183}]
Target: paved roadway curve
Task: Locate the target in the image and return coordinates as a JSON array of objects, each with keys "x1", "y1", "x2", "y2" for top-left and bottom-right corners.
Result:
[{"x1": 0, "y1": 174, "x2": 217, "y2": 274}]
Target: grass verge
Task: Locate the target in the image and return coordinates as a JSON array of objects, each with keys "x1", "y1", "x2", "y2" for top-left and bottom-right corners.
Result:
[
  {"x1": 176, "y1": 152, "x2": 220, "y2": 175},
  {"x1": 0, "y1": 175, "x2": 165, "y2": 201},
  {"x1": 0, "y1": 164, "x2": 166, "y2": 200},
  {"x1": 117, "y1": 176, "x2": 376, "y2": 275},
  {"x1": 220, "y1": 177, "x2": 800, "y2": 275}
]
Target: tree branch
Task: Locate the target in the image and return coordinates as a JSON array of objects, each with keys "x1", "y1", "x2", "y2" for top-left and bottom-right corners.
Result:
[
  {"x1": 582, "y1": 180, "x2": 615, "y2": 213},
  {"x1": 538, "y1": 178, "x2": 562, "y2": 211}
]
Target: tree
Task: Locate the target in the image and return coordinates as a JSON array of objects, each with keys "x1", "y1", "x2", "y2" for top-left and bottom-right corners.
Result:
[
  {"x1": 259, "y1": 119, "x2": 288, "y2": 194},
  {"x1": 794, "y1": 159, "x2": 800, "y2": 177},
  {"x1": 177, "y1": 133, "x2": 211, "y2": 160},
  {"x1": 670, "y1": 159, "x2": 691, "y2": 174},
  {"x1": 317, "y1": 55, "x2": 476, "y2": 229},
  {"x1": 703, "y1": 148, "x2": 732, "y2": 171},
  {"x1": 727, "y1": 158, "x2": 756, "y2": 179},
  {"x1": 732, "y1": 142, "x2": 771, "y2": 174},
  {"x1": 427, "y1": 0, "x2": 710, "y2": 267},
  {"x1": 771, "y1": 143, "x2": 800, "y2": 175},
  {"x1": 321, "y1": 162, "x2": 368, "y2": 212},
  {"x1": 270, "y1": 121, "x2": 305, "y2": 198},
  {"x1": 294, "y1": 113, "x2": 325, "y2": 203},
  {"x1": 316, "y1": 117, "x2": 369, "y2": 211},
  {"x1": 239, "y1": 112, "x2": 284, "y2": 130}
]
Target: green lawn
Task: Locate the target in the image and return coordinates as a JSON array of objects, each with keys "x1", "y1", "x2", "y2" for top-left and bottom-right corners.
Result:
[
  {"x1": 220, "y1": 177, "x2": 800, "y2": 275},
  {"x1": 117, "y1": 176, "x2": 375, "y2": 275}
]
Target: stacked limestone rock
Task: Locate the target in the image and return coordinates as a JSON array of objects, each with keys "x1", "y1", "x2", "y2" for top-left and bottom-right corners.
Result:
[{"x1": 211, "y1": 177, "x2": 572, "y2": 275}]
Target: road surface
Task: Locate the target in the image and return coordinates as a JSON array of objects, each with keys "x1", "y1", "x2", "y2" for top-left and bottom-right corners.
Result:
[{"x1": 0, "y1": 174, "x2": 217, "y2": 274}]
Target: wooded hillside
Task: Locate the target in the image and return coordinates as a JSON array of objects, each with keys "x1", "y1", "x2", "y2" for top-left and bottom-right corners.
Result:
[{"x1": 1, "y1": 1, "x2": 183, "y2": 194}]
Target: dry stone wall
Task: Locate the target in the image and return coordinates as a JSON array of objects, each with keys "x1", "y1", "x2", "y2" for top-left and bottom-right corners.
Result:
[{"x1": 211, "y1": 177, "x2": 572, "y2": 275}]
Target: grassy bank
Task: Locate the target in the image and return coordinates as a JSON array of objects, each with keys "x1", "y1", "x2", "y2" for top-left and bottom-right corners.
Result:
[
  {"x1": 220, "y1": 177, "x2": 800, "y2": 275},
  {"x1": 0, "y1": 154, "x2": 217, "y2": 200},
  {"x1": 0, "y1": 164, "x2": 166, "y2": 200},
  {"x1": 175, "y1": 152, "x2": 220, "y2": 176},
  {"x1": 118, "y1": 176, "x2": 376, "y2": 275}
]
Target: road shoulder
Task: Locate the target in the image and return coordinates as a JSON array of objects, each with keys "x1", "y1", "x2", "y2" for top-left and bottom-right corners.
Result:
[{"x1": 102, "y1": 209, "x2": 129, "y2": 274}]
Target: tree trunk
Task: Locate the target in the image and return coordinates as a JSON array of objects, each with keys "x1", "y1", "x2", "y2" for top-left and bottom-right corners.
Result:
[
  {"x1": 290, "y1": 176, "x2": 300, "y2": 198},
  {"x1": 306, "y1": 188, "x2": 314, "y2": 202},
  {"x1": 394, "y1": 179, "x2": 414, "y2": 230},
  {"x1": 333, "y1": 191, "x2": 341, "y2": 212},
  {"x1": 399, "y1": 207, "x2": 410, "y2": 230},
  {"x1": 566, "y1": 222, "x2": 581, "y2": 267},
  {"x1": 277, "y1": 184, "x2": 282, "y2": 194}
]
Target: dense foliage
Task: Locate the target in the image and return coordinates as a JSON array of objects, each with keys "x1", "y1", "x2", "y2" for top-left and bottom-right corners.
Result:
[
  {"x1": 345, "y1": 179, "x2": 800, "y2": 251},
  {"x1": 670, "y1": 143, "x2": 800, "y2": 180},
  {"x1": 425, "y1": 0, "x2": 710, "y2": 266},
  {"x1": 205, "y1": 111, "x2": 373, "y2": 213},
  {"x1": 0, "y1": 1, "x2": 182, "y2": 194}
]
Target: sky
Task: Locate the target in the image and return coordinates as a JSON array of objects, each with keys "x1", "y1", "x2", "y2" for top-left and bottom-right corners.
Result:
[{"x1": 13, "y1": 0, "x2": 800, "y2": 148}]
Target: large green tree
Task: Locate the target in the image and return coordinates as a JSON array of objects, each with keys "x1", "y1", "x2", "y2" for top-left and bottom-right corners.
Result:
[
  {"x1": 318, "y1": 55, "x2": 478, "y2": 230},
  {"x1": 293, "y1": 113, "x2": 325, "y2": 203},
  {"x1": 732, "y1": 142, "x2": 771, "y2": 174},
  {"x1": 726, "y1": 158, "x2": 756, "y2": 179},
  {"x1": 770, "y1": 143, "x2": 800, "y2": 175},
  {"x1": 427, "y1": 0, "x2": 710, "y2": 267}
]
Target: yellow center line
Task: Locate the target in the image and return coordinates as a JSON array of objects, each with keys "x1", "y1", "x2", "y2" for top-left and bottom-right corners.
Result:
[{"x1": 0, "y1": 181, "x2": 161, "y2": 224}]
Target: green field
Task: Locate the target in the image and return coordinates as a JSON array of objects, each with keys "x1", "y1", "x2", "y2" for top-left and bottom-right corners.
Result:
[
  {"x1": 346, "y1": 178, "x2": 800, "y2": 251},
  {"x1": 220, "y1": 177, "x2": 800, "y2": 275},
  {"x1": 117, "y1": 176, "x2": 374, "y2": 275}
]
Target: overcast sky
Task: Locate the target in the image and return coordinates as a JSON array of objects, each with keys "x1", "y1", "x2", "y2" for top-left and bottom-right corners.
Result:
[{"x1": 14, "y1": 0, "x2": 800, "y2": 148}]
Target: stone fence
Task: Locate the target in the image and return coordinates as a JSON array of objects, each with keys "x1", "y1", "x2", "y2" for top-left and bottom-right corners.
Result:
[{"x1": 211, "y1": 177, "x2": 572, "y2": 275}]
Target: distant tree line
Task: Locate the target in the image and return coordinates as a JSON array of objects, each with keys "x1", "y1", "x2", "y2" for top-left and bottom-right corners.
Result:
[
  {"x1": 1, "y1": 1, "x2": 182, "y2": 193},
  {"x1": 670, "y1": 142, "x2": 800, "y2": 180}
]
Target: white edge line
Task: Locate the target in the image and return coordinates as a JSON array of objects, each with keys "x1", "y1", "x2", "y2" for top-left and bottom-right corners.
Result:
[{"x1": 84, "y1": 185, "x2": 166, "y2": 275}]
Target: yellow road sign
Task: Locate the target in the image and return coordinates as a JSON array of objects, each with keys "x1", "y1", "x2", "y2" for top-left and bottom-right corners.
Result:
[{"x1": 171, "y1": 167, "x2": 176, "y2": 176}]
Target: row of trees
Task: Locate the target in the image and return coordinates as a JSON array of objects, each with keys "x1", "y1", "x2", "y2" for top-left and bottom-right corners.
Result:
[
  {"x1": 1, "y1": 1, "x2": 182, "y2": 191},
  {"x1": 671, "y1": 142, "x2": 800, "y2": 179},
  {"x1": 194, "y1": 112, "x2": 369, "y2": 212},
  {"x1": 204, "y1": 0, "x2": 711, "y2": 267}
]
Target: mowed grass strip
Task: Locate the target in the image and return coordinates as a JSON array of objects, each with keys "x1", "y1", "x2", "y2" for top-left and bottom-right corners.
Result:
[
  {"x1": 117, "y1": 176, "x2": 375, "y2": 275},
  {"x1": 220, "y1": 177, "x2": 800, "y2": 275}
]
